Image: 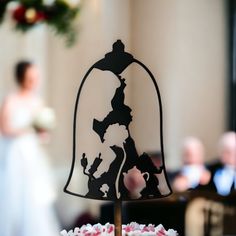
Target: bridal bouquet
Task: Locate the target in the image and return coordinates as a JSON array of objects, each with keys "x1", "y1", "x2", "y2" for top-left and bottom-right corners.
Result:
[{"x1": 33, "y1": 107, "x2": 56, "y2": 133}]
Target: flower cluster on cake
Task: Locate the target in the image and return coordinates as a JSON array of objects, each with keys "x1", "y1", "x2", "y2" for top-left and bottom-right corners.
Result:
[{"x1": 60, "y1": 222, "x2": 178, "y2": 236}]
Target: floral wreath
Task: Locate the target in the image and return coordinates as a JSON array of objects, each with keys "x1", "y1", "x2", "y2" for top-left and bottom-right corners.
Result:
[{"x1": 0, "y1": 0, "x2": 80, "y2": 46}]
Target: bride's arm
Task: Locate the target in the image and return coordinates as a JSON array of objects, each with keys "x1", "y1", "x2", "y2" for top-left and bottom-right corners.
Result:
[{"x1": 0, "y1": 96, "x2": 29, "y2": 137}]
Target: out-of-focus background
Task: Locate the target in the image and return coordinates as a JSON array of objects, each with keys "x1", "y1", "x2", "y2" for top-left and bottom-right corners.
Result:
[{"x1": 0, "y1": 0, "x2": 235, "y2": 236}]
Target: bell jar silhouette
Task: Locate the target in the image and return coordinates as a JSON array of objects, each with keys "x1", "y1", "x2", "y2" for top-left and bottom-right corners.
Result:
[{"x1": 64, "y1": 40, "x2": 172, "y2": 200}]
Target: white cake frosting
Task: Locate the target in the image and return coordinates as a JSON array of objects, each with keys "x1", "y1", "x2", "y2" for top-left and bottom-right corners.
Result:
[{"x1": 60, "y1": 222, "x2": 178, "y2": 236}]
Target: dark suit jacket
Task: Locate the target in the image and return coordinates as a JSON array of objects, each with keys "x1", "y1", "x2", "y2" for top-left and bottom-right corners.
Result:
[{"x1": 198, "y1": 160, "x2": 235, "y2": 194}]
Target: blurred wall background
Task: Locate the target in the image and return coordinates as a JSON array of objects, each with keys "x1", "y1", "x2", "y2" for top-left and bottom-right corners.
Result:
[
  {"x1": 130, "y1": 0, "x2": 227, "y2": 169},
  {"x1": 0, "y1": 0, "x2": 228, "y2": 227}
]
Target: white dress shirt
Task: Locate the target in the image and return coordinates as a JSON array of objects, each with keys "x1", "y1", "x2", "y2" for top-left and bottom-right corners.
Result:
[{"x1": 213, "y1": 165, "x2": 236, "y2": 196}]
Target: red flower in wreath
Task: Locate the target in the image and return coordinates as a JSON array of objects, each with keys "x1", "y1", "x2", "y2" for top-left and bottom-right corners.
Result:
[
  {"x1": 36, "y1": 11, "x2": 46, "y2": 22},
  {"x1": 12, "y1": 5, "x2": 46, "y2": 24},
  {"x1": 12, "y1": 5, "x2": 26, "y2": 23}
]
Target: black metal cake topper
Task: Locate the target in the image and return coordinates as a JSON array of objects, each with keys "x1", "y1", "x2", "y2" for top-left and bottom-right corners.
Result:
[{"x1": 64, "y1": 40, "x2": 172, "y2": 200}]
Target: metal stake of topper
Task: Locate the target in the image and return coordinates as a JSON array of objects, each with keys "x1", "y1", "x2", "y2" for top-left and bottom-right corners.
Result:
[
  {"x1": 64, "y1": 40, "x2": 172, "y2": 233},
  {"x1": 114, "y1": 200, "x2": 122, "y2": 236}
]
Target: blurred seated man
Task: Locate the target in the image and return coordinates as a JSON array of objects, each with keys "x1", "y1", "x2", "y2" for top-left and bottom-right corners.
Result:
[
  {"x1": 211, "y1": 131, "x2": 236, "y2": 196},
  {"x1": 173, "y1": 137, "x2": 210, "y2": 192}
]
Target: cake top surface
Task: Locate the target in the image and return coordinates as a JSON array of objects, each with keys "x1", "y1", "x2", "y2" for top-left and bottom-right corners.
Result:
[{"x1": 60, "y1": 222, "x2": 178, "y2": 236}]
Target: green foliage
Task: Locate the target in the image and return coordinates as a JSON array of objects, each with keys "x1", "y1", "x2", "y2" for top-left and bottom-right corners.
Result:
[
  {"x1": 0, "y1": 0, "x2": 10, "y2": 23},
  {"x1": 0, "y1": 0, "x2": 80, "y2": 46}
]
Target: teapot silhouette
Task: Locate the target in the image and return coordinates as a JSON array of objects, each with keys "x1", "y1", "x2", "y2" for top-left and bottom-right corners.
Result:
[{"x1": 123, "y1": 166, "x2": 150, "y2": 199}]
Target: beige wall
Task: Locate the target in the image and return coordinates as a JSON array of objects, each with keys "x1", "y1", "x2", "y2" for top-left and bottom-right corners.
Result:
[
  {"x1": 130, "y1": 0, "x2": 228, "y2": 169},
  {"x1": 0, "y1": 0, "x2": 228, "y2": 225},
  {"x1": 0, "y1": 22, "x2": 48, "y2": 99},
  {"x1": 48, "y1": 0, "x2": 228, "y2": 170}
]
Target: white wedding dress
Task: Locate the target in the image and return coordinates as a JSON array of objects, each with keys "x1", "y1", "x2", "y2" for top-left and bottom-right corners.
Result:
[{"x1": 0, "y1": 100, "x2": 59, "y2": 236}]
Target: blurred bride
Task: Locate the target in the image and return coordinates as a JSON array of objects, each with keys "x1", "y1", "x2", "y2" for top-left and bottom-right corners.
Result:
[{"x1": 0, "y1": 61, "x2": 59, "y2": 236}]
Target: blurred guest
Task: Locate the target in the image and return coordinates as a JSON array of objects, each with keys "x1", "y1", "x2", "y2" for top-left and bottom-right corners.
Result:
[
  {"x1": 0, "y1": 61, "x2": 59, "y2": 236},
  {"x1": 173, "y1": 137, "x2": 210, "y2": 192},
  {"x1": 212, "y1": 132, "x2": 236, "y2": 196}
]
